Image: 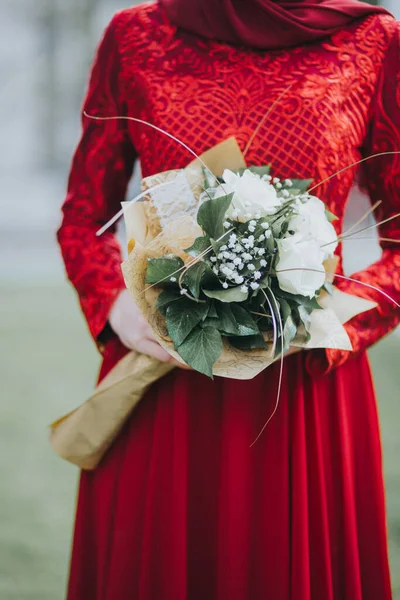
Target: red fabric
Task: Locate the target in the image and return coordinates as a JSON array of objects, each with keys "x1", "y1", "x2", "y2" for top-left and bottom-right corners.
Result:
[
  {"x1": 58, "y1": 5, "x2": 400, "y2": 598},
  {"x1": 159, "y1": 0, "x2": 389, "y2": 50}
]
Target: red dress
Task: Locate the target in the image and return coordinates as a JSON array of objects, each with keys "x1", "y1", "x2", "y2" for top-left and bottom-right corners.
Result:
[{"x1": 58, "y1": 5, "x2": 400, "y2": 599}]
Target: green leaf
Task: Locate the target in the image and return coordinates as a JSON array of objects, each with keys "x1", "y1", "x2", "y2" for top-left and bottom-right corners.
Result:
[
  {"x1": 202, "y1": 265, "x2": 221, "y2": 289},
  {"x1": 230, "y1": 305, "x2": 260, "y2": 336},
  {"x1": 274, "y1": 289, "x2": 322, "y2": 311},
  {"x1": 296, "y1": 305, "x2": 313, "y2": 343},
  {"x1": 156, "y1": 290, "x2": 182, "y2": 315},
  {"x1": 207, "y1": 302, "x2": 219, "y2": 319},
  {"x1": 297, "y1": 304, "x2": 312, "y2": 328},
  {"x1": 201, "y1": 317, "x2": 220, "y2": 329},
  {"x1": 235, "y1": 165, "x2": 271, "y2": 177},
  {"x1": 177, "y1": 326, "x2": 223, "y2": 378},
  {"x1": 289, "y1": 178, "x2": 313, "y2": 193},
  {"x1": 166, "y1": 299, "x2": 209, "y2": 347},
  {"x1": 249, "y1": 165, "x2": 272, "y2": 177},
  {"x1": 197, "y1": 194, "x2": 234, "y2": 239},
  {"x1": 203, "y1": 286, "x2": 249, "y2": 303},
  {"x1": 229, "y1": 334, "x2": 267, "y2": 351},
  {"x1": 280, "y1": 298, "x2": 297, "y2": 351},
  {"x1": 266, "y1": 233, "x2": 276, "y2": 253},
  {"x1": 184, "y1": 235, "x2": 211, "y2": 257},
  {"x1": 215, "y1": 304, "x2": 240, "y2": 335},
  {"x1": 146, "y1": 256, "x2": 184, "y2": 286},
  {"x1": 325, "y1": 209, "x2": 338, "y2": 223},
  {"x1": 182, "y1": 262, "x2": 208, "y2": 299},
  {"x1": 271, "y1": 216, "x2": 285, "y2": 237},
  {"x1": 202, "y1": 167, "x2": 217, "y2": 190},
  {"x1": 259, "y1": 273, "x2": 271, "y2": 289},
  {"x1": 267, "y1": 292, "x2": 281, "y2": 326}
]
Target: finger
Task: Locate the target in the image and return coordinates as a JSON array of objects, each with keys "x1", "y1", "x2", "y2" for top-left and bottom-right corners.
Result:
[
  {"x1": 139, "y1": 320, "x2": 159, "y2": 342},
  {"x1": 138, "y1": 337, "x2": 192, "y2": 369},
  {"x1": 136, "y1": 339, "x2": 174, "y2": 363},
  {"x1": 169, "y1": 357, "x2": 192, "y2": 370}
]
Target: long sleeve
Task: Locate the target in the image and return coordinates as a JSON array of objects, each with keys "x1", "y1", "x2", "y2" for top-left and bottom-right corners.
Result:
[
  {"x1": 57, "y1": 15, "x2": 136, "y2": 345},
  {"x1": 308, "y1": 24, "x2": 400, "y2": 375}
]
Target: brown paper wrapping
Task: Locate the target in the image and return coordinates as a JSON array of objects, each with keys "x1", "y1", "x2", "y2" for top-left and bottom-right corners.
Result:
[
  {"x1": 50, "y1": 137, "x2": 376, "y2": 470},
  {"x1": 50, "y1": 352, "x2": 173, "y2": 470}
]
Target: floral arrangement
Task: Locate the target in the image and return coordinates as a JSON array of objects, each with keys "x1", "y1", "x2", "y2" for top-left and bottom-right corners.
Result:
[{"x1": 145, "y1": 166, "x2": 338, "y2": 377}]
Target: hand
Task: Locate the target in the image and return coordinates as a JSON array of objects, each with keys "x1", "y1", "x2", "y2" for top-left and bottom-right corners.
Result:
[{"x1": 109, "y1": 290, "x2": 190, "y2": 368}]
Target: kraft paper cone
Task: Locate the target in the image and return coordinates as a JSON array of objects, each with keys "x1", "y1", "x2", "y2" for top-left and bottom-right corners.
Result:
[{"x1": 50, "y1": 351, "x2": 173, "y2": 470}]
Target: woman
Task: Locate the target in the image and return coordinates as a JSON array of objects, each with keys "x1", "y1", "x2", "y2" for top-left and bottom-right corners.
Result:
[{"x1": 58, "y1": 1, "x2": 400, "y2": 598}]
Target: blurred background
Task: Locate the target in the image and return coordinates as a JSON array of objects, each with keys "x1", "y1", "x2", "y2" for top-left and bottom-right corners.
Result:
[{"x1": 0, "y1": 0, "x2": 399, "y2": 598}]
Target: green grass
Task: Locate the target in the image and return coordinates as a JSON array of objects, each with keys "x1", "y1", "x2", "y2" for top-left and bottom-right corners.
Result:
[{"x1": 0, "y1": 284, "x2": 399, "y2": 598}]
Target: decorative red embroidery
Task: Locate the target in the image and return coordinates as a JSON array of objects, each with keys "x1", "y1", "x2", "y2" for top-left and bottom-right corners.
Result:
[{"x1": 58, "y1": 4, "x2": 400, "y2": 370}]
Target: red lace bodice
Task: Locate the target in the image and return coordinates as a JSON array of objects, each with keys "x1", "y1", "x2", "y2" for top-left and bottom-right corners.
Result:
[{"x1": 58, "y1": 3, "x2": 400, "y2": 374}]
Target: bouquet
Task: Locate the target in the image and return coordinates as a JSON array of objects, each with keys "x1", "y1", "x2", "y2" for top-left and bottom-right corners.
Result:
[
  {"x1": 51, "y1": 136, "x2": 377, "y2": 469},
  {"x1": 122, "y1": 137, "x2": 374, "y2": 380},
  {"x1": 142, "y1": 165, "x2": 338, "y2": 377}
]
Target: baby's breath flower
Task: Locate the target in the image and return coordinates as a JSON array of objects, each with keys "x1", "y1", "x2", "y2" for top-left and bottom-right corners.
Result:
[
  {"x1": 213, "y1": 266, "x2": 219, "y2": 275},
  {"x1": 233, "y1": 257, "x2": 242, "y2": 266},
  {"x1": 254, "y1": 271, "x2": 262, "y2": 280},
  {"x1": 170, "y1": 277, "x2": 177, "y2": 282},
  {"x1": 248, "y1": 225, "x2": 256, "y2": 233},
  {"x1": 273, "y1": 177, "x2": 280, "y2": 184},
  {"x1": 250, "y1": 282, "x2": 260, "y2": 290},
  {"x1": 241, "y1": 285, "x2": 249, "y2": 293},
  {"x1": 223, "y1": 221, "x2": 231, "y2": 229},
  {"x1": 258, "y1": 234, "x2": 265, "y2": 242},
  {"x1": 275, "y1": 182, "x2": 283, "y2": 189},
  {"x1": 248, "y1": 264, "x2": 255, "y2": 271},
  {"x1": 223, "y1": 251, "x2": 231, "y2": 259},
  {"x1": 261, "y1": 222, "x2": 270, "y2": 230},
  {"x1": 264, "y1": 230, "x2": 272, "y2": 239},
  {"x1": 282, "y1": 189, "x2": 290, "y2": 198},
  {"x1": 249, "y1": 220, "x2": 257, "y2": 227},
  {"x1": 258, "y1": 248, "x2": 266, "y2": 256},
  {"x1": 180, "y1": 288, "x2": 188, "y2": 295},
  {"x1": 220, "y1": 245, "x2": 227, "y2": 251},
  {"x1": 260, "y1": 259, "x2": 267, "y2": 267},
  {"x1": 284, "y1": 179, "x2": 293, "y2": 187},
  {"x1": 222, "y1": 282, "x2": 229, "y2": 289},
  {"x1": 235, "y1": 275, "x2": 244, "y2": 284},
  {"x1": 210, "y1": 257, "x2": 217, "y2": 263}
]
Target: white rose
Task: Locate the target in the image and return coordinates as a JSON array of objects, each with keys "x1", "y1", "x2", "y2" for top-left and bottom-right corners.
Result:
[
  {"x1": 276, "y1": 234, "x2": 326, "y2": 298},
  {"x1": 214, "y1": 169, "x2": 282, "y2": 222},
  {"x1": 288, "y1": 196, "x2": 338, "y2": 259}
]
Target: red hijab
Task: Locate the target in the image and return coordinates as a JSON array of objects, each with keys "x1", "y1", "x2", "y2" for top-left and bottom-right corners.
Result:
[{"x1": 159, "y1": 0, "x2": 390, "y2": 50}]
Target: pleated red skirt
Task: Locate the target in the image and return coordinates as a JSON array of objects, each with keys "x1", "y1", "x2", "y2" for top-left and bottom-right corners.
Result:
[{"x1": 67, "y1": 344, "x2": 392, "y2": 599}]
